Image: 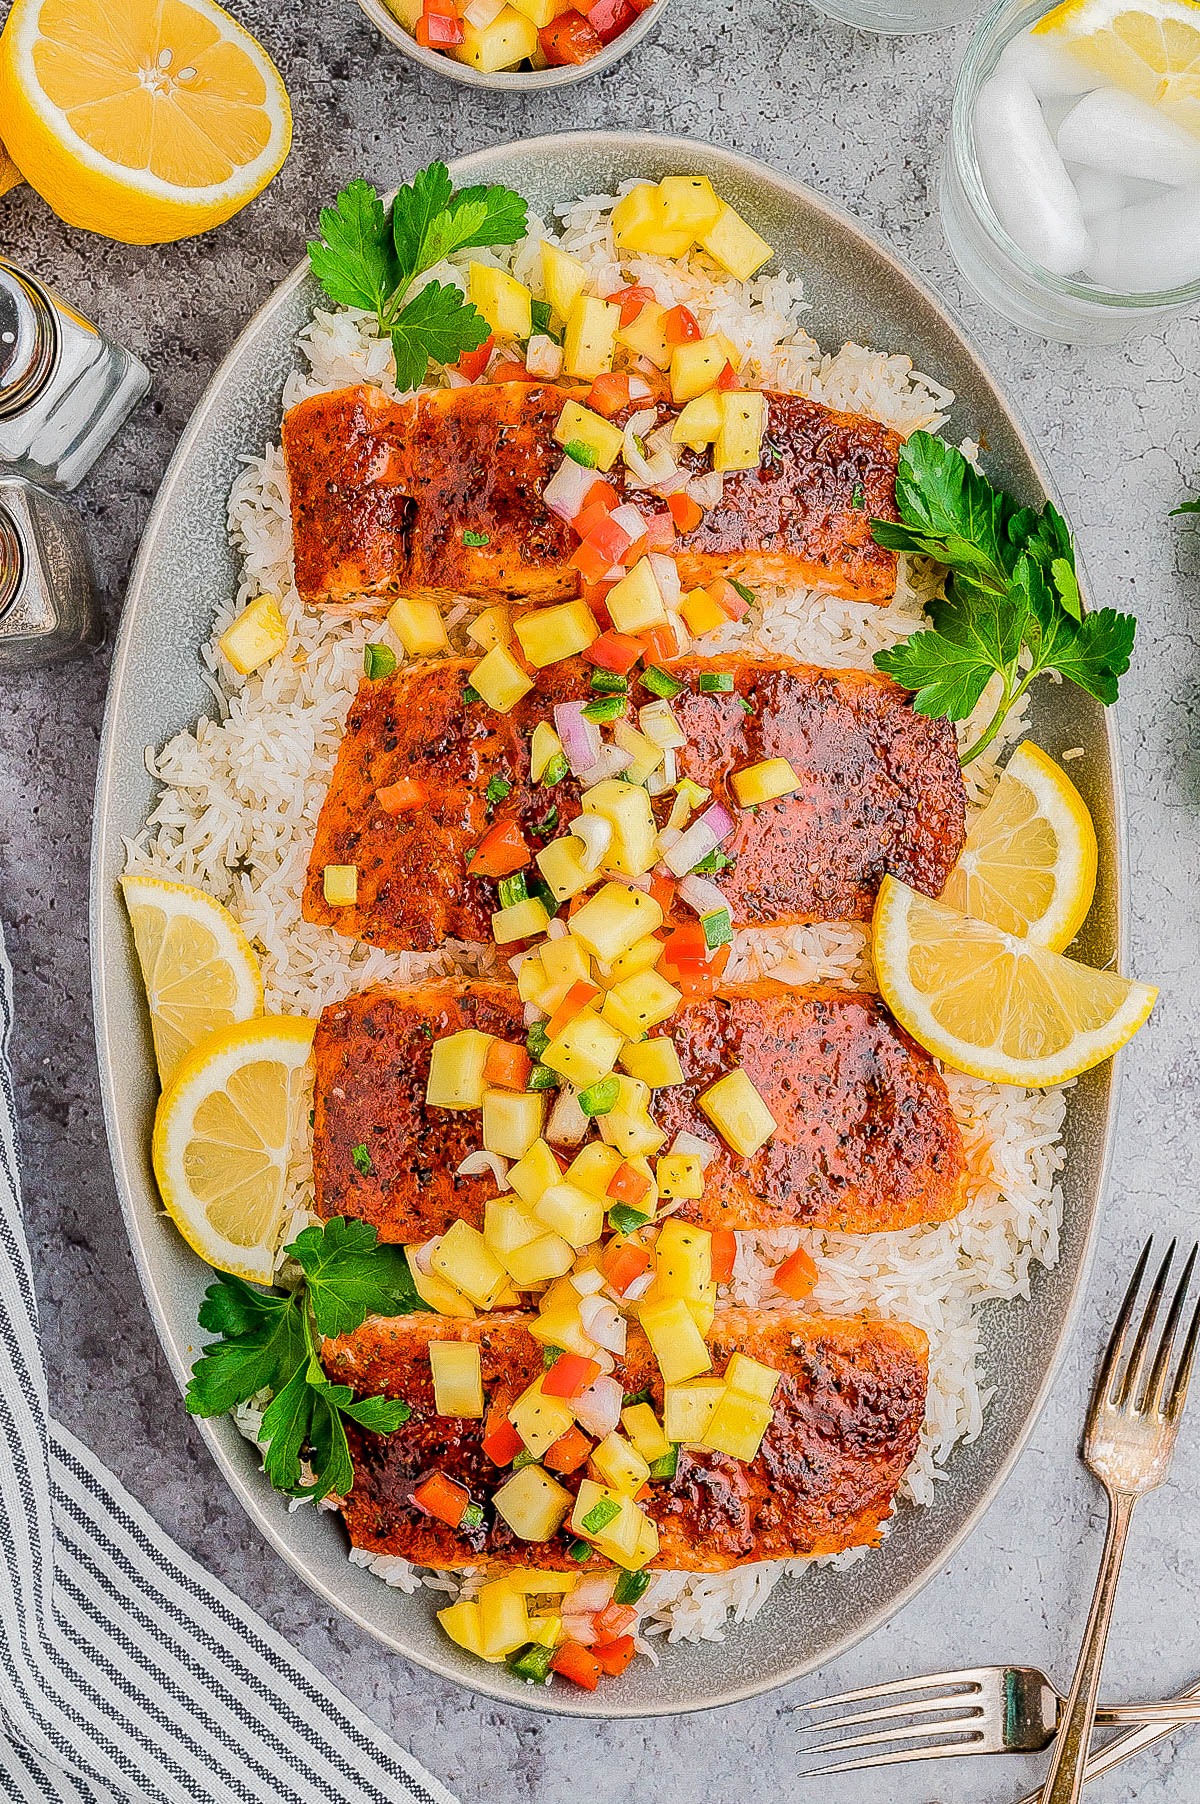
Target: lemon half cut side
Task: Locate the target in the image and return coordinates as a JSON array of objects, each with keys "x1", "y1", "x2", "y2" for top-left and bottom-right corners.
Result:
[{"x1": 1034, "y1": 0, "x2": 1200, "y2": 139}]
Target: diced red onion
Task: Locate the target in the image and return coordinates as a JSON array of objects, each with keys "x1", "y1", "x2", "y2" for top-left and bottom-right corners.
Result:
[
  {"x1": 523, "y1": 1001, "x2": 545, "y2": 1027},
  {"x1": 627, "y1": 375, "x2": 654, "y2": 401},
  {"x1": 607, "y1": 869, "x2": 652, "y2": 892},
  {"x1": 622, "y1": 1271, "x2": 655, "y2": 1302},
  {"x1": 639, "y1": 699, "x2": 684, "y2": 749},
  {"x1": 455, "y1": 1150, "x2": 510, "y2": 1190},
  {"x1": 410, "y1": 1237, "x2": 437, "y2": 1276},
  {"x1": 580, "y1": 1294, "x2": 627, "y2": 1354},
  {"x1": 571, "y1": 1373, "x2": 623, "y2": 1438},
  {"x1": 662, "y1": 816, "x2": 720, "y2": 877},
  {"x1": 554, "y1": 700, "x2": 602, "y2": 777},
  {"x1": 463, "y1": 0, "x2": 504, "y2": 23},
  {"x1": 698, "y1": 799, "x2": 736, "y2": 840},
  {"x1": 687, "y1": 470, "x2": 725, "y2": 508},
  {"x1": 609, "y1": 501, "x2": 649, "y2": 542},
  {"x1": 443, "y1": 369, "x2": 471, "y2": 390},
  {"x1": 570, "y1": 1574, "x2": 618, "y2": 1615},
  {"x1": 544, "y1": 457, "x2": 597, "y2": 524},
  {"x1": 571, "y1": 813, "x2": 612, "y2": 872},
  {"x1": 678, "y1": 873, "x2": 729, "y2": 918},
  {"x1": 562, "y1": 1615, "x2": 599, "y2": 1646},
  {"x1": 525, "y1": 334, "x2": 563, "y2": 379},
  {"x1": 571, "y1": 1267, "x2": 606, "y2": 1296},
  {"x1": 645, "y1": 749, "x2": 676, "y2": 795},
  {"x1": 648, "y1": 552, "x2": 682, "y2": 608},
  {"x1": 669, "y1": 1129, "x2": 718, "y2": 1169},
  {"x1": 546, "y1": 1085, "x2": 589, "y2": 1147}
]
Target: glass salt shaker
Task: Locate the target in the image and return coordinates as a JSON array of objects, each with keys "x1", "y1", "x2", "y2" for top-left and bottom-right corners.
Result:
[
  {"x1": 0, "y1": 476, "x2": 98, "y2": 668},
  {"x1": 0, "y1": 257, "x2": 150, "y2": 490}
]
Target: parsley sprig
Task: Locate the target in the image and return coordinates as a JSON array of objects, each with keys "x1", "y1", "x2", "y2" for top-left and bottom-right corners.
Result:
[
  {"x1": 186, "y1": 1219, "x2": 421, "y2": 1500},
  {"x1": 307, "y1": 163, "x2": 528, "y2": 391},
  {"x1": 871, "y1": 433, "x2": 1136, "y2": 766}
]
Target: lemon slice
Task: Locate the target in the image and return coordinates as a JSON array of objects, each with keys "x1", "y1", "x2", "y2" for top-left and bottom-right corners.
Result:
[
  {"x1": 873, "y1": 875, "x2": 1156, "y2": 1086},
  {"x1": 121, "y1": 872, "x2": 263, "y2": 1088},
  {"x1": 0, "y1": 0, "x2": 291, "y2": 245},
  {"x1": 1034, "y1": 0, "x2": 1200, "y2": 137},
  {"x1": 941, "y1": 743, "x2": 1098, "y2": 951},
  {"x1": 152, "y1": 1015, "x2": 315, "y2": 1281}
]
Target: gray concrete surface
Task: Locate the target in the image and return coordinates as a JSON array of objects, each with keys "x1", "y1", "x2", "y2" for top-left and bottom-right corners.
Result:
[{"x1": 1, "y1": 0, "x2": 1198, "y2": 1797}]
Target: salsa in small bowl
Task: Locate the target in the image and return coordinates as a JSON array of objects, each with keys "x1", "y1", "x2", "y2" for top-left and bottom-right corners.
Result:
[{"x1": 357, "y1": 0, "x2": 672, "y2": 86}]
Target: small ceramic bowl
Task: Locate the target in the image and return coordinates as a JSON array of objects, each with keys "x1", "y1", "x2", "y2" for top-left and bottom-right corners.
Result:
[{"x1": 355, "y1": 0, "x2": 673, "y2": 88}]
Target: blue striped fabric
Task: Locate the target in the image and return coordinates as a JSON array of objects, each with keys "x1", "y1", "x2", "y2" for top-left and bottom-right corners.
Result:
[{"x1": 0, "y1": 930, "x2": 458, "y2": 1804}]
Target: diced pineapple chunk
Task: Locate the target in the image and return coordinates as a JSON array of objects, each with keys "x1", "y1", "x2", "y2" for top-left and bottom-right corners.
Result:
[
  {"x1": 725, "y1": 1351, "x2": 781, "y2": 1404},
  {"x1": 536, "y1": 835, "x2": 595, "y2": 903},
  {"x1": 698, "y1": 201, "x2": 773, "y2": 280},
  {"x1": 570, "y1": 1480, "x2": 643, "y2": 1560},
  {"x1": 509, "y1": 1376, "x2": 575, "y2": 1457},
  {"x1": 471, "y1": 644, "x2": 534, "y2": 714},
  {"x1": 493, "y1": 1463, "x2": 574, "y2": 1541},
  {"x1": 601, "y1": 969, "x2": 682, "y2": 1040},
  {"x1": 609, "y1": 1509, "x2": 660, "y2": 1571},
  {"x1": 322, "y1": 864, "x2": 357, "y2": 907},
  {"x1": 410, "y1": 1262, "x2": 476, "y2": 1319},
  {"x1": 491, "y1": 895, "x2": 551, "y2": 944},
  {"x1": 597, "y1": 1076, "x2": 666, "y2": 1159},
  {"x1": 565, "y1": 1141, "x2": 624, "y2": 1196},
  {"x1": 606, "y1": 933, "x2": 667, "y2": 986},
  {"x1": 611, "y1": 720, "x2": 664, "y2": 786},
  {"x1": 503, "y1": 1568, "x2": 579, "y2": 1596},
  {"x1": 453, "y1": 4, "x2": 539, "y2": 70},
  {"x1": 506, "y1": 1137, "x2": 562, "y2": 1205},
  {"x1": 639, "y1": 1295, "x2": 712, "y2": 1383},
  {"x1": 541, "y1": 933, "x2": 591, "y2": 991},
  {"x1": 540, "y1": 239, "x2": 589, "y2": 321},
  {"x1": 476, "y1": 1576, "x2": 531, "y2": 1659},
  {"x1": 514, "y1": 597, "x2": 597, "y2": 668},
  {"x1": 467, "y1": 604, "x2": 512, "y2": 652},
  {"x1": 527, "y1": 1286, "x2": 593, "y2": 1354},
  {"x1": 714, "y1": 390, "x2": 766, "y2": 474},
  {"x1": 619, "y1": 1036, "x2": 684, "y2": 1089},
  {"x1": 621, "y1": 1401, "x2": 672, "y2": 1463},
  {"x1": 685, "y1": 1281, "x2": 717, "y2": 1336},
  {"x1": 605, "y1": 557, "x2": 667, "y2": 635},
  {"x1": 515, "y1": 949, "x2": 548, "y2": 1007},
  {"x1": 468, "y1": 263, "x2": 533, "y2": 339},
  {"x1": 591, "y1": 1431, "x2": 651, "y2": 1497},
  {"x1": 507, "y1": 0, "x2": 569, "y2": 23},
  {"x1": 662, "y1": 1378, "x2": 725, "y2": 1444},
  {"x1": 658, "y1": 174, "x2": 722, "y2": 238},
  {"x1": 582, "y1": 777, "x2": 657, "y2": 876},
  {"x1": 562, "y1": 295, "x2": 619, "y2": 381},
  {"x1": 681, "y1": 584, "x2": 728, "y2": 637},
  {"x1": 611, "y1": 183, "x2": 693, "y2": 257},
  {"x1": 569, "y1": 882, "x2": 663, "y2": 961},
  {"x1": 484, "y1": 1197, "x2": 543, "y2": 1257},
  {"x1": 616, "y1": 299, "x2": 673, "y2": 370},
  {"x1": 482, "y1": 1087, "x2": 545, "y2": 1160},
  {"x1": 387, "y1": 596, "x2": 449, "y2": 657},
  {"x1": 671, "y1": 390, "x2": 724, "y2": 450},
  {"x1": 502, "y1": 1232, "x2": 576, "y2": 1288},
  {"x1": 533, "y1": 1181, "x2": 606, "y2": 1248},
  {"x1": 701, "y1": 1388, "x2": 774, "y2": 1463},
  {"x1": 431, "y1": 1221, "x2": 510, "y2": 1309},
  {"x1": 653, "y1": 1219, "x2": 712, "y2": 1298},
  {"x1": 553, "y1": 400, "x2": 625, "y2": 472},
  {"x1": 530, "y1": 719, "x2": 564, "y2": 783},
  {"x1": 698, "y1": 1068, "x2": 777, "y2": 1157},
  {"x1": 426, "y1": 1028, "x2": 494, "y2": 1108},
  {"x1": 218, "y1": 593, "x2": 287, "y2": 675},
  {"x1": 542, "y1": 1007, "x2": 624, "y2": 1089},
  {"x1": 730, "y1": 755, "x2": 800, "y2": 806},
  {"x1": 655, "y1": 1152, "x2": 704, "y2": 1200},
  {"x1": 438, "y1": 1598, "x2": 485, "y2": 1658},
  {"x1": 670, "y1": 337, "x2": 735, "y2": 404},
  {"x1": 429, "y1": 1340, "x2": 485, "y2": 1418}
]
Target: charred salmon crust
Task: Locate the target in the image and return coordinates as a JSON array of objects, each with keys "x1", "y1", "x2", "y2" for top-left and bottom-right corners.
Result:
[
  {"x1": 311, "y1": 979, "x2": 967, "y2": 1241},
  {"x1": 282, "y1": 381, "x2": 902, "y2": 610},
  {"x1": 321, "y1": 1309, "x2": 929, "y2": 1570},
  {"x1": 301, "y1": 654, "x2": 966, "y2": 954}
]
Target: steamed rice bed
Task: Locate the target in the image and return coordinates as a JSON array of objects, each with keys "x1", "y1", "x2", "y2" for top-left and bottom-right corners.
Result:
[{"x1": 127, "y1": 182, "x2": 1066, "y2": 1651}]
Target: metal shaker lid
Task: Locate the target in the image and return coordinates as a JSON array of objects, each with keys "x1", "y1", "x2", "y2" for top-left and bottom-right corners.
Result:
[{"x1": 0, "y1": 260, "x2": 58, "y2": 420}]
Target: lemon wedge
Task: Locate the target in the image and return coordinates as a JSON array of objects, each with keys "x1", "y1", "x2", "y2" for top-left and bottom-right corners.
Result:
[
  {"x1": 1034, "y1": 0, "x2": 1200, "y2": 138},
  {"x1": 0, "y1": 0, "x2": 291, "y2": 244},
  {"x1": 121, "y1": 873, "x2": 263, "y2": 1087},
  {"x1": 152, "y1": 1015, "x2": 315, "y2": 1281},
  {"x1": 873, "y1": 875, "x2": 1156, "y2": 1087},
  {"x1": 942, "y1": 743, "x2": 1098, "y2": 951}
]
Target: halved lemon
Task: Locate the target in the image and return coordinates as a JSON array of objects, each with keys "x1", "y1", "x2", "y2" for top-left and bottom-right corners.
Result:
[
  {"x1": 873, "y1": 875, "x2": 1156, "y2": 1087},
  {"x1": 0, "y1": 135, "x2": 21, "y2": 197},
  {"x1": 0, "y1": 0, "x2": 291, "y2": 244},
  {"x1": 942, "y1": 743, "x2": 1098, "y2": 951},
  {"x1": 121, "y1": 872, "x2": 262, "y2": 1088},
  {"x1": 1034, "y1": 0, "x2": 1200, "y2": 138},
  {"x1": 152, "y1": 1015, "x2": 315, "y2": 1281}
]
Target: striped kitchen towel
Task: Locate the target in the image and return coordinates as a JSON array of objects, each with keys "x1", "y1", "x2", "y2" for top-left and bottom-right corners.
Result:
[{"x1": 0, "y1": 926, "x2": 459, "y2": 1804}]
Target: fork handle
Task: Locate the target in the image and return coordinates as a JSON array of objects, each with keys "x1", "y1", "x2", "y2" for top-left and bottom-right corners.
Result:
[{"x1": 1039, "y1": 1489, "x2": 1137, "y2": 1804}]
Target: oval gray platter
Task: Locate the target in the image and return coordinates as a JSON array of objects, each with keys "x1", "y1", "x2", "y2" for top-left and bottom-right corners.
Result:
[{"x1": 91, "y1": 131, "x2": 1126, "y2": 1718}]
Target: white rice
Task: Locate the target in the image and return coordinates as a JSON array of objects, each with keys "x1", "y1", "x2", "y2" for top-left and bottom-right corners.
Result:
[{"x1": 129, "y1": 188, "x2": 1066, "y2": 1653}]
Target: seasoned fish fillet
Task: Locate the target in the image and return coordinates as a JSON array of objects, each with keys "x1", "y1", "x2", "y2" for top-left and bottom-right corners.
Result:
[
  {"x1": 321, "y1": 1308, "x2": 929, "y2": 1569},
  {"x1": 311, "y1": 979, "x2": 966, "y2": 1240},
  {"x1": 282, "y1": 381, "x2": 902, "y2": 610},
  {"x1": 301, "y1": 655, "x2": 965, "y2": 954}
]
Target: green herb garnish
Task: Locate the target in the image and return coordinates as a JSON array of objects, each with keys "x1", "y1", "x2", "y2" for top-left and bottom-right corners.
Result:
[
  {"x1": 581, "y1": 1497, "x2": 621, "y2": 1534},
  {"x1": 512, "y1": 1448, "x2": 538, "y2": 1470},
  {"x1": 461, "y1": 1501, "x2": 485, "y2": 1530},
  {"x1": 539, "y1": 751, "x2": 569, "y2": 786},
  {"x1": 871, "y1": 433, "x2": 1136, "y2": 767},
  {"x1": 485, "y1": 775, "x2": 512, "y2": 806},
  {"x1": 463, "y1": 684, "x2": 482, "y2": 705},
  {"x1": 730, "y1": 579, "x2": 755, "y2": 605},
  {"x1": 850, "y1": 482, "x2": 865, "y2": 509},
  {"x1": 531, "y1": 807, "x2": 559, "y2": 839},
  {"x1": 622, "y1": 1386, "x2": 652, "y2": 1407},
  {"x1": 307, "y1": 166, "x2": 527, "y2": 390},
  {"x1": 609, "y1": 1202, "x2": 654, "y2": 1234},
  {"x1": 529, "y1": 298, "x2": 554, "y2": 338},
  {"x1": 736, "y1": 695, "x2": 753, "y2": 715},
  {"x1": 186, "y1": 1219, "x2": 420, "y2": 1500},
  {"x1": 542, "y1": 1345, "x2": 565, "y2": 1367},
  {"x1": 526, "y1": 1022, "x2": 550, "y2": 1060},
  {"x1": 351, "y1": 1143, "x2": 373, "y2": 1176},
  {"x1": 363, "y1": 642, "x2": 397, "y2": 680},
  {"x1": 693, "y1": 849, "x2": 734, "y2": 877},
  {"x1": 463, "y1": 529, "x2": 490, "y2": 548},
  {"x1": 1171, "y1": 495, "x2": 1200, "y2": 517},
  {"x1": 699, "y1": 672, "x2": 734, "y2": 693}
]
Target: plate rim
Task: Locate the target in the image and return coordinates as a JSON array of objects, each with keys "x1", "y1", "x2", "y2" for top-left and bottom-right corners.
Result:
[{"x1": 90, "y1": 129, "x2": 1128, "y2": 1718}]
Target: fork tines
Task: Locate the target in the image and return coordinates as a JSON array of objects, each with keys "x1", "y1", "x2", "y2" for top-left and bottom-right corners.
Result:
[
  {"x1": 1100, "y1": 1237, "x2": 1200, "y2": 1420},
  {"x1": 791, "y1": 1670, "x2": 992, "y2": 1775}
]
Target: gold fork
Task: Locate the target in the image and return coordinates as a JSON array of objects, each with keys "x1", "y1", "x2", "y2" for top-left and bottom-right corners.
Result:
[{"x1": 1038, "y1": 1236, "x2": 1200, "y2": 1804}]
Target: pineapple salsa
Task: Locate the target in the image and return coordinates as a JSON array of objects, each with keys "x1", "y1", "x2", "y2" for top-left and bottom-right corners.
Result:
[
  {"x1": 386, "y1": 0, "x2": 658, "y2": 74},
  {"x1": 312, "y1": 177, "x2": 816, "y2": 1690}
]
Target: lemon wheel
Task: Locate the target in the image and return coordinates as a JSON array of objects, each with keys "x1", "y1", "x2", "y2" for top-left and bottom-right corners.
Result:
[
  {"x1": 1034, "y1": 0, "x2": 1200, "y2": 137},
  {"x1": 873, "y1": 876, "x2": 1156, "y2": 1087},
  {"x1": 0, "y1": 0, "x2": 291, "y2": 244},
  {"x1": 152, "y1": 1015, "x2": 315, "y2": 1282},
  {"x1": 942, "y1": 743, "x2": 1098, "y2": 951}
]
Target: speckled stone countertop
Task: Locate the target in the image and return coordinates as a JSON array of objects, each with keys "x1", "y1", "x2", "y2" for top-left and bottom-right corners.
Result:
[{"x1": 1, "y1": 1, "x2": 1197, "y2": 1797}]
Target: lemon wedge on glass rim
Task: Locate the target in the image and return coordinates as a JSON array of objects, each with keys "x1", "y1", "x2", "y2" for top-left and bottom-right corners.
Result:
[
  {"x1": 0, "y1": 0, "x2": 291, "y2": 244},
  {"x1": 942, "y1": 742, "x2": 1098, "y2": 951},
  {"x1": 1033, "y1": 0, "x2": 1200, "y2": 138},
  {"x1": 152, "y1": 1015, "x2": 315, "y2": 1282},
  {"x1": 873, "y1": 875, "x2": 1156, "y2": 1087}
]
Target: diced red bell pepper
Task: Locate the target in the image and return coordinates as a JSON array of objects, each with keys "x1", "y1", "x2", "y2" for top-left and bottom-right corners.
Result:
[
  {"x1": 710, "y1": 1227, "x2": 737, "y2": 1285},
  {"x1": 774, "y1": 1246, "x2": 819, "y2": 1300},
  {"x1": 593, "y1": 1635, "x2": 638, "y2": 1676},
  {"x1": 662, "y1": 304, "x2": 701, "y2": 345},
  {"x1": 412, "y1": 1471, "x2": 470, "y2": 1528},
  {"x1": 716, "y1": 359, "x2": 739, "y2": 392},
  {"x1": 584, "y1": 476, "x2": 620, "y2": 512},
  {"x1": 455, "y1": 334, "x2": 493, "y2": 382},
  {"x1": 481, "y1": 1410, "x2": 524, "y2": 1467},
  {"x1": 586, "y1": 513, "x2": 635, "y2": 566},
  {"x1": 572, "y1": 499, "x2": 615, "y2": 545},
  {"x1": 648, "y1": 872, "x2": 675, "y2": 914},
  {"x1": 470, "y1": 818, "x2": 530, "y2": 879},
  {"x1": 542, "y1": 1352, "x2": 602, "y2": 1399},
  {"x1": 375, "y1": 776, "x2": 427, "y2": 814},
  {"x1": 604, "y1": 282, "x2": 655, "y2": 327},
  {"x1": 544, "y1": 1425, "x2": 593, "y2": 1474},
  {"x1": 539, "y1": 10, "x2": 603, "y2": 62},
  {"x1": 585, "y1": 0, "x2": 638, "y2": 39},
  {"x1": 586, "y1": 371, "x2": 632, "y2": 418},
  {"x1": 707, "y1": 577, "x2": 751, "y2": 622},
  {"x1": 606, "y1": 1161, "x2": 650, "y2": 1207},
  {"x1": 640, "y1": 619, "x2": 686, "y2": 663},
  {"x1": 592, "y1": 1602, "x2": 638, "y2": 1644},
  {"x1": 483, "y1": 1039, "x2": 532, "y2": 1091},
  {"x1": 585, "y1": 630, "x2": 643, "y2": 675},
  {"x1": 570, "y1": 536, "x2": 620, "y2": 586},
  {"x1": 660, "y1": 922, "x2": 706, "y2": 963},
  {"x1": 492, "y1": 360, "x2": 537, "y2": 383},
  {"x1": 667, "y1": 491, "x2": 704, "y2": 535},
  {"x1": 579, "y1": 580, "x2": 614, "y2": 625},
  {"x1": 415, "y1": 7, "x2": 464, "y2": 45},
  {"x1": 602, "y1": 1237, "x2": 652, "y2": 1295},
  {"x1": 643, "y1": 511, "x2": 676, "y2": 551},
  {"x1": 658, "y1": 933, "x2": 730, "y2": 1001},
  {"x1": 546, "y1": 980, "x2": 601, "y2": 1039},
  {"x1": 551, "y1": 1640, "x2": 601, "y2": 1689}
]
